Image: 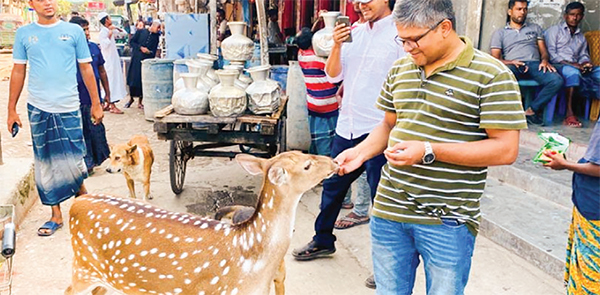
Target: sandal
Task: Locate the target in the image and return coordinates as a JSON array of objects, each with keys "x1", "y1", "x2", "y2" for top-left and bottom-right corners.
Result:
[
  {"x1": 563, "y1": 115, "x2": 582, "y2": 128},
  {"x1": 334, "y1": 213, "x2": 369, "y2": 230},
  {"x1": 138, "y1": 104, "x2": 144, "y2": 110},
  {"x1": 123, "y1": 100, "x2": 134, "y2": 108},
  {"x1": 341, "y1": 202, "x2": 354, "y2": 209},
  {"x1": 109, "y1": 106, "x2": 124, "y2": 114},
  {"x1": 292, "y1": 240, "x2": 335, "y2": 261},
  {"x1": 37, "y1": 221, "x2": 63, "y2": 236},
  {"x1": 102, "y1": 102, "x2": 110, "y2": 111}
]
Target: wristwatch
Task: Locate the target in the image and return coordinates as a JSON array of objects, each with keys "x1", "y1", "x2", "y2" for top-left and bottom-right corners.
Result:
[{"x1": 422, "y1": 142, "x2": 435, "y2": 165}]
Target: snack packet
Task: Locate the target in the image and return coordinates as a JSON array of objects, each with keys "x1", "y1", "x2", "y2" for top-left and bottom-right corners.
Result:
[{"x1": 532, "y1": 132, "x2": 570, "y2": 163}]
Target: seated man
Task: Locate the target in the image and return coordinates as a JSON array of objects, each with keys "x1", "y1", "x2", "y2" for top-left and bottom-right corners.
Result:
[
  {"x1": 490, "y1": 0, "x2": 563, "y2": 126},
  {"x1": 545, "y1": 1, "x2": 600, "y2": 128}
]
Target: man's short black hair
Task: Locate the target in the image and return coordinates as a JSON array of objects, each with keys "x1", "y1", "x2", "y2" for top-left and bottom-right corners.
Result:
[
  {"x1": 99, "y1": 16, "x2": 108, "y2": 25},
  {"x1": 69, "y1": 16, "x2": 89, "y2": 27},
  {"x1": 508, "y1": 0, "x2": 529, "y2": 9},
  {"x1": 565, "y1": 1, "x2": 585, "y2": 14},
  {"x1": 296, "y1": 27, "x2": 313, "y2": 50},
  {"x1": 217, "y1": 8, "x2": 225, "y2": 17},
  {"x1": 268, "y1": 8, "x2": 278, "y2": 18}
]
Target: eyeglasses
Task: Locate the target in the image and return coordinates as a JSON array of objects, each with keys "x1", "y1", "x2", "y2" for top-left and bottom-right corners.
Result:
[{"x1": 395, "y1": 19, "x2": 447, "y2": 48}]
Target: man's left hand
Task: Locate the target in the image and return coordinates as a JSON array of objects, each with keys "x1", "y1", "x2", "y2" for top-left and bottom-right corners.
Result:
[
  {"x1": 383, "y1": 141, "x2": 426, "y2": 166},
  {"x1": 91, "y1": 103, "x2": 104, "y2": 125},
  {"x1": 539, "y1": 60, "x2": 556, "y2": 73}
]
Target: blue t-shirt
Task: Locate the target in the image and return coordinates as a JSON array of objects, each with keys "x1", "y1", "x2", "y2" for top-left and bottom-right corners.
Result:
[
  {"x1": 13, "y1": 21, "x2": 92, "y2": 113},
  {"x1": 572, "y1": 121, "x2": 600, "y2": 220},
  {"x1": 76, "y1": 42, "x2": 104, "y2": 106}
]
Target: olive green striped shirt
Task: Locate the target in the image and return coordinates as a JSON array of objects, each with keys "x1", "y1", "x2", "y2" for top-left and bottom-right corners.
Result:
[{"x1": 374, "y1": 37, "x2": 528, "y2": 236}]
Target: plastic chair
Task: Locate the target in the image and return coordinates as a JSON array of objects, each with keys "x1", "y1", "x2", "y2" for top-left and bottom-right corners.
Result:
[
  {"x1": 584, "y1": 30, "x2": 600, "y2": 121},
  {"x1": 518, "y1": 80, "x2": 558, "y2": 125}
]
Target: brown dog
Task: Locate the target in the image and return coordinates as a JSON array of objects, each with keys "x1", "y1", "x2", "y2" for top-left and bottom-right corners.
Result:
[{"x1": 106, "y1": 135, "x2": 154, "y2": 201}]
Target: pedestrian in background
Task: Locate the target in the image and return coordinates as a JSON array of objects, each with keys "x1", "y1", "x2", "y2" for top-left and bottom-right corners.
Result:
[
  {"x1": 543, "y1": 121, "x2": 600, "y2": 295},
  {"x1": 545, "y1": 1, "x2": 600, "y2": 128},
  {"x1": 126, "y1": 20, "x2": 161, "y2": 109},
  {"x1": 7, "y1": 0, "x2": 103, "y2": 236},
  {"x1": 292, "y1": 1, "x2": 404, "y2": 291},
  {"x1": 70, "y1": 16, "x2": 111, "y2": 174},
  {"x1": 98, "y1": 11, "x2": 127, "y2": 114},
  {"x1": 335, "y1": 0, "x2": 527, "y2": 293}
]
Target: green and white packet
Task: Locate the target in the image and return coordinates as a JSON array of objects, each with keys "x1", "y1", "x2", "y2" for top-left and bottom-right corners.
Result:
[{"x1": 532, "y1": 132, "x2": 570, "y2": 163}]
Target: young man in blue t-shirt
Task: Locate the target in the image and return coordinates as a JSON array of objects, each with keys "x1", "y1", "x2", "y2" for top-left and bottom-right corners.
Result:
[{"x1": 6, "y1": 0, "x2": 104, "y2": 236}]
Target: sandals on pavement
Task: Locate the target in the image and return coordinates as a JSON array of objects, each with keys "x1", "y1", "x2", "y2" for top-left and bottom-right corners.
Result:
[
  {"x1": 563, "y1": 115, "x2": 582, "y2": 128},
  {"x1": 109, "y1": 105, "x2": 124, "y2": 114},
  {"x1": 292, "y1": 240, "x2": 335, "y2": 261},
  {"x1": 341, "y1": 202, "x2": 354, "y2": 209},
  {"x1": 334, "y1": 214, "x2": 369, "y2": 230},
  {"x1": 37, "y1": 221, "x2": 63, "y2": 237}
]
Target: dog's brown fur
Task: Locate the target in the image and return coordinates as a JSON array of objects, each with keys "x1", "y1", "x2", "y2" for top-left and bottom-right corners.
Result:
[{"x1": 106, "y1": 135, "x2": 154, "y2": 201}]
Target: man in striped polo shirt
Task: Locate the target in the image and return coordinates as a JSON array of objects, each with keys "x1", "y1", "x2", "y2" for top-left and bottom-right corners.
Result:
[{"x1": 335, "y1": 0, "x2": 527, "y2": 293}]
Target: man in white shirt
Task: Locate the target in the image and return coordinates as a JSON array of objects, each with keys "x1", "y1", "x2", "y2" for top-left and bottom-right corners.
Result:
[
  {"x1": 292, "y1": 0, "x2": 404, "y2": 268},
  {"x1": 98, "y1": 12, "x2": 127, "y2": 114}
]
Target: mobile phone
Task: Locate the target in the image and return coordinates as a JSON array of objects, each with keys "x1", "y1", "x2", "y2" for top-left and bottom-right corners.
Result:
[
  {"x1": 11, "y1": 123, "x2": 19, "y2": 137},
  {"x1": 336, "y1": 16, "x2": 352, "y2": 43}
]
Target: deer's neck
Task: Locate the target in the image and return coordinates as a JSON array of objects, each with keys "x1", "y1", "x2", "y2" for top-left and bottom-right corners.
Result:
[{"x1": 234, "y1": 183, "x2": 299, "y2": 262}]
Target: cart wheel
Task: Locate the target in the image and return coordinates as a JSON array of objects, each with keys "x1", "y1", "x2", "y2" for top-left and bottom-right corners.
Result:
[
  {"x1": 278, "y1": 117, "x2": 287, "y2": 153},
  {"x1": 170, "y1": 140, "x2": 192, "y2": 194},
  {"x1": 239, "y1": 144, "x2": 252, "y2": 153}
]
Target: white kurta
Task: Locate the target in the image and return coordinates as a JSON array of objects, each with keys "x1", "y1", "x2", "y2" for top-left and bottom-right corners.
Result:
[{"x1": 99, "y1": 26, "x2": 128, "y2": 102}]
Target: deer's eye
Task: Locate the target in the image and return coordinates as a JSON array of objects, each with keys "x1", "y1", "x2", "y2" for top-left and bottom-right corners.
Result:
[
  {"x1": 303, "y1": 161, "x2": 312, "y2": 170},
  {"x1": 115, "y1": 156, "x2": 120, "y2": 160}
]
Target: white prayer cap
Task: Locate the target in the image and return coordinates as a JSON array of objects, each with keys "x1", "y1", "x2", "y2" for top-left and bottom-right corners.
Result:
[
  {"x1": 152, "y1": 19, "x2": 161, "y2": 25},
  {"x1": 98, "y1": 12, "x2": 109, "y2": 22}
]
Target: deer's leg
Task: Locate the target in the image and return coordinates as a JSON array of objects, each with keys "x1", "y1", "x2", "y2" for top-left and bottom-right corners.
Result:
[
  {"x1": 64, "y1": 278, "x2": 105, "y2": 295},
  {"x1": 274, "y1": 259, "x2": 286, "y2": 295},
  {"x1": 124, "y1": 172, "x2": 136, "y2": 199}
]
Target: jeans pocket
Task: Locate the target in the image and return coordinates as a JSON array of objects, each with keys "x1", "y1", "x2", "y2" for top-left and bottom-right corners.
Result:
[{"x1": 441, "y1": 218, "x2": 464, "y2": 229}]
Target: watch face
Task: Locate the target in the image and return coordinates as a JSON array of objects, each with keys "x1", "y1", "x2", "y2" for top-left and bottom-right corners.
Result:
[{"x1": 424, "y1": 153, "x2": 435, "y2": 164}]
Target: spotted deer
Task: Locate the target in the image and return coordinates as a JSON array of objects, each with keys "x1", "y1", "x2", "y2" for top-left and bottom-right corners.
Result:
[{"x1": 65, "y1": 151, "x2": 338, "y2": 295}]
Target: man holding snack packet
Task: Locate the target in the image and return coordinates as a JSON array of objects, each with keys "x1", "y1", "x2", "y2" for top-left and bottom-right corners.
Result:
[{"x1": 543, "y1": 122, "x2": 600, "y2": 294}]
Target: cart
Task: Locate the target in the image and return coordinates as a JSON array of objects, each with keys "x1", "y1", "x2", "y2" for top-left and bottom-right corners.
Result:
[{"x1": 153, "y1": 97, "x2": 287, "y2": 194}]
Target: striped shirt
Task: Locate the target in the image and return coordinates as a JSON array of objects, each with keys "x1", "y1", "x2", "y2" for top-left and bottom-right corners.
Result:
[
  {"x1": 374, "y1": 37, "x2": 527, "y2": 236},
  {"x1": 298, "y1": 48, "x2": 340, "y2": 115}
]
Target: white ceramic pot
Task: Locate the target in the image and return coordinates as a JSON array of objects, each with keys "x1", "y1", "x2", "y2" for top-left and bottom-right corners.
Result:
[
  {"x1": 186, "y1": 60, "x2": 212, "y2": 94},
  {"x1": 223, "y1": 64, "x2": 250, "y2": 90},
  {"x1": 209, "y1": 69, "x2": 247, "y2": 117},
  {"x1": 221, "y1": 22, "x2": 254, "y2": 63},
  {"x1": 172, "y1": 73, "x2": 209, "y2": 115},
  {"x1": 196, "y1": 53, "x2": 219, "y2": 84},
  {"x1": 312, "y1": 11, "x2": 341, "y2": 57},
  {"x1": 246, "y1": 65, "x2": 281, "y2": 115}
]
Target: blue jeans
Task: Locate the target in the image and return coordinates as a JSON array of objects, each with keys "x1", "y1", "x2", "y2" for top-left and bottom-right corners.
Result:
[
  {"x1": 313, "y1": 134, "x2": 387, "y2": 248},
  {"x1": 556, "y1": 64, "x2": 600, "y2": 99},
  {"x1": 308, "y1": 114, "x2": 338, "y2": 156},
  {"x1": 342, "y1": 171, "x2": 371, "y2": 216},
  {"x1": 508, "y1": 61, "x2": 564, "y2": 112},
  {"x1": 371, "y1": 216, "x2": 476, "y2": 295}
]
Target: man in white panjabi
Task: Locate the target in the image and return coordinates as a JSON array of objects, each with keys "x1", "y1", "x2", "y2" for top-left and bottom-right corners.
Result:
[{"x1": 98, "y1": 12, "x2": 126, "y2": 114}]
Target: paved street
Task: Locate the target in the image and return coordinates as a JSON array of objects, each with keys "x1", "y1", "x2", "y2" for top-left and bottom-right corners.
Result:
[{"x1": 0, "y1": 55, "x2": 565, "y2": 294}]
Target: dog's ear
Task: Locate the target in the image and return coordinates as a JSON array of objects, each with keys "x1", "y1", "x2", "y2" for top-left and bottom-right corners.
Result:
[{"x1": 127, "y1": 144, "x2": 138, "y2": 154}]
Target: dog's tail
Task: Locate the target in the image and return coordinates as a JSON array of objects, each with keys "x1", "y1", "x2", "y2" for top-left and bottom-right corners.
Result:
[{"x1": 214, "y1": 205, "x2": 256, "y2": 224}]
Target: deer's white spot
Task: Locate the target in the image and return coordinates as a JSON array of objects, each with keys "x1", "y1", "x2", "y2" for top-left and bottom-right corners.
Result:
[
  {"x1": 116, "y1": 240, "x2": 122, "y2": 247},
  {"x1": 168, "y1": 253, "x2": 176, "y2": 259},
  {"x1": 116, "y1": 219, "x2": 123, "y2": 225},
  {"x1": 210, "y1": 276, "x2": 219, "y2": 285},
  {"x1": 256, "y1": 233, "x2": 262, "y2": 243},
  {"x1": 125, "y1": 238, "x2": 132, "y2": 245},
  {"x1": 194, "y1": 267, "x2": 202, "y2": 273},
  {"x1": 215, "y1": 223, "x2": 223, "y2": 231},
  {"x1": 166, "y1": 234, "x2": 173, "y2": 239},
  {"x1": 184, "y1": 279, "x2": 192, "y2": 284},
  {"x1": 148, "y1": 268, "x2": 157, "y2": 273},
  {"x1": 159, "y1": 274, "x2": 166, "y2": 279},
  {"x1": 213, "y1": 248, "x2": 220, "y2": 255},
  {"x1": 132, "y1": 262, "x2": 140, "y2": 267},
  {"x1": 108, "y1": 241, "x2": 115, "y2": 249},
  {"x1": 150, "y1": 228, "x2": 157, "y2": 233},
  {"x1": 185, "y1": 238, "x2": 194, "y2": 243},
  {"x1": 94, "y1": 221, "x2": 100, "y2": 228},
  {"x1": 203, "y1": 262, "x2": 210, "y2": 269},
  {"x1": 180, "y1": 252, "x2": 188, "y2": 259},
  {"x1": 122, "y1": 267, "x2": 128, "y2": 272},
  {"x1": 103, "y1": 227, "x2": 110, "y2": 235},
  {"x1": 159, "y1": 229, "x2": 166, "y2": 234},
  {"x1": 128, "y1": 254, "x2": 135, "y2": 260},
  {"x1": 199, "y1": 292, "x2": 205, "y2": 295},
  {"x1": 172, "y1": 261, "x2": 178, "y2": 266},
  {"x1": 200, "y1": 223, "x2": 209, "y2": 229},
  {"x1": 173, "y1": 237, "x2": 180, "y2": 243},
  {"x1": 140, "y1": 250, "x2": 148, "y2": 257},
  {"x1": 182, "y1": 219, "x2": 190, "y2": 224},
  {"x1": 96, "y1": 232, "x2": 102, "y2": 239},
  {"x1": 135, "y1": 238, "x2": 142, "y2": 245},
  {"x1": 109, "y1": 214, "x2": 116, "y2": 219},
  {"x1": 129, "y1": 282, "x2": 137, "y2": 287},
  {"x1": 159, "y1": 252, "x2": 166, "y2": 258},
  {"x1": 174, "y1": 288, "x2": 182, "y2": 294},
  {"x1": 115, "y1": 249, "x2": 121, "y2": 256},
  {"x1": 219, "y1": 259, "x2": 226, "y2": 267},
  {"x1": 145, "y1": 222, "x2": 153, "y2": 228},
  {"x1": 223, "y1": 266, "x2": 230, "y2": 275},
  {"x1": 194, "y1": 220, "x2": 201, "y2": 226},
  {"x1": 146, "y1": 212, "x2": 154, "y2": 218},
  {"x1": 119, "y1": 204, "x2": 128, "y2": 209},
  {"x1": 242, "y1": 260, "x2": 253, "y2": 273},
  {"x1": 127, "y1": 206, "x2": 135, "y2": 212},
  {"x1": 261, "y1": 224, "x2": 266, "y2": 232},
  {"x1": 232, "y1": 236, "x2": 237, "y2": 247},
  {"x1": 267, "y1": 197, "x2": 274, "y2": 209},
  {"x1": 120, "y1": 258, "x2": 126, "y2": 264},
  {"x1": 136, "y1": 209, "x2": 144, "y2": 214}
]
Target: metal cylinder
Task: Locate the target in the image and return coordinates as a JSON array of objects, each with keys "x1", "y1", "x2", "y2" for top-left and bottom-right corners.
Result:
[{"x1": 2, "y1": 222, "x2": 15, "y2": 258}]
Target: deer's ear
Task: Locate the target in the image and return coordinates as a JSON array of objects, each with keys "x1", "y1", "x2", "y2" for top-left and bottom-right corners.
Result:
[
  {"x1": 127, "y1": 144, "x2": 138, "y2": 154},
  {"x1": 236, "y1": 153, "x2": 264, "y2": 175},
  {"x1": 267, "y1": 166, "x2": 288, "y2": 186}
]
